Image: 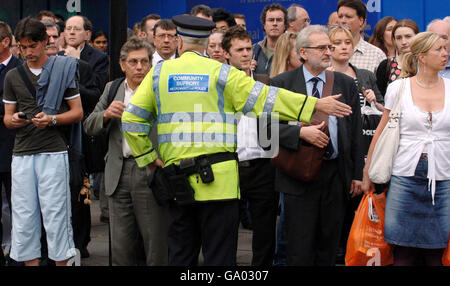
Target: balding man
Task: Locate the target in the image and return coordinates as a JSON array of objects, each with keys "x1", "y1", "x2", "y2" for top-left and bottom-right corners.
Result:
[
  {"x1": 427, "y1": 19, "x2": 450, "y2": 78},
  {"x1": 286, "y1": 4, "x2": 311, "y2": 33}
]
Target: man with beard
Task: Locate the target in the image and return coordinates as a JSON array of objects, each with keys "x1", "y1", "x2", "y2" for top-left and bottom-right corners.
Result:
[{"x1": 270, "y1": 25, "x2": 363, "y2": 266}]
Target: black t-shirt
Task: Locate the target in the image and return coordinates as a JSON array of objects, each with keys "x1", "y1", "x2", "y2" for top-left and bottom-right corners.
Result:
[{"x1": 3, "y1": 63, "x2": 79, "y2": 155}]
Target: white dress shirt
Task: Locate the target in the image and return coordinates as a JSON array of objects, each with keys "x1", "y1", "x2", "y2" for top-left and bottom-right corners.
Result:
[
  {"x1": 122, "y1": 80, "x2": 136, "y2": 158},
  {"x1": 152, "y1": 51, "x2": 176, "y2": 66}
]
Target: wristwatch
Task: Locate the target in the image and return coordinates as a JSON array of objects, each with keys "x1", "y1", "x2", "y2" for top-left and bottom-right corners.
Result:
[{"x1": 50, "y1": 115, "x2": 57, "y2": 126}]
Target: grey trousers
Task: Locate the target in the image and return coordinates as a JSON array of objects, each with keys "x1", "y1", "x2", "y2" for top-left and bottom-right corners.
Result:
[{"x1": 108, "y1": 158, "x2": 168, "y2": 266}]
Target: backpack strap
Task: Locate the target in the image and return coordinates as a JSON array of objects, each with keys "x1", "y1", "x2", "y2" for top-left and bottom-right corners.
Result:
[
  {"x1": 17, "y1": 64, "x2": 36, "y2": 98},
  {"x1": 107, "y1": 77, "x2": 125, "y2": 106}
]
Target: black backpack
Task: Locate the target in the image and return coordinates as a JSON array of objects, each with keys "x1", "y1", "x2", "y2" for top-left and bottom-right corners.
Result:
[{"x1": 84, "y1": 77, "x2": 125, "y2": 173}]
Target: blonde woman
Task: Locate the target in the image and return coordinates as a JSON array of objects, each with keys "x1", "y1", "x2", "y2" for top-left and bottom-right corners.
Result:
[
  {"x1": 362, "y1": 32, "x2": 450, "y2": 266},
  {"x1": 270, "y1": 32, "x2": 302, "y2": 77},
  {"x1": 328, "y1": 25, "x2": 384, "y2": 116}
]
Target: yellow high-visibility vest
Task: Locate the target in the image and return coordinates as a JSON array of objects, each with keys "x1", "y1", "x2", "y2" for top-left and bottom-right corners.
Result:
[{"x1": 122, "y1": 51, "x2": 317, "y2": 201}]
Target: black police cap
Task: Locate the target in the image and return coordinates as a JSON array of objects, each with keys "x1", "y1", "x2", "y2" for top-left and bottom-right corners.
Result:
[{"x1": 172, "y1": 14, "x2": 216, "y2": 38}]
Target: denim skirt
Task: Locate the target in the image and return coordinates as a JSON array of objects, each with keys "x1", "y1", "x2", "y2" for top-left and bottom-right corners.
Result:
[{"x1": 385, "y1": 157, "x2": 450, "y2": 249}]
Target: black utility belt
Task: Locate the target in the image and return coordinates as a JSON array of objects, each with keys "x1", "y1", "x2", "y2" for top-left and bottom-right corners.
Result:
[
  {"x1": 148, "y1": 152, "x2": 237, "y2": 207},
  {"x1": 168, "y1": 152, "x2": 238, "y2": 183}
]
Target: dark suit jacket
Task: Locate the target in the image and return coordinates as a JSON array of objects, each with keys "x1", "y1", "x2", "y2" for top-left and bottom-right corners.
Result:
[
  {"x1": 80, "y1": 44, "x2": 109, "y2": 92},
  {"x1": 0, "y1": 55, "x2": 22, "y2": 172},
  {"x1": 269, "y1": 66, "x2": 364, "y2": 197}
]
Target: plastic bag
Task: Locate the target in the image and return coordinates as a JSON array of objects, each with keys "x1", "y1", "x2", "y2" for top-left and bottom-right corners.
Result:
[
  {"x1": 345, "y1": 191, "x2": 393, "y2": 266},
  {"x1": 443, "y1": 235, "x2": 450, "y2": 266}
]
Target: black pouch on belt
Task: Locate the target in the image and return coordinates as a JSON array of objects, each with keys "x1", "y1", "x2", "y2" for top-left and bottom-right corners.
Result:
[
  {"x1": 148, "y1": 167, "x2": 174, "y2": 206},
  {"x1": 196, "y1": 155, "x2": 214, "y2": 183},
  {"x1": 167, "y1": 173, "x2": 195, "y2": 206}
]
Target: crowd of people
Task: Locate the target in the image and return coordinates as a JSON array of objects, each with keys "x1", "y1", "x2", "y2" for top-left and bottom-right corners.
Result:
[{"x1": 0, "y1": 0, "x2": 449, "y2": 267}]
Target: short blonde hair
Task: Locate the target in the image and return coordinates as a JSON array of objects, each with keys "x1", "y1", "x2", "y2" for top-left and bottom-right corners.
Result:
[
  {"x1": 400, "y1": 32, "x2": 442, "y2": 78},
  {"x1": 328, "y1": 25, "x2": 354, "y2": 47}
]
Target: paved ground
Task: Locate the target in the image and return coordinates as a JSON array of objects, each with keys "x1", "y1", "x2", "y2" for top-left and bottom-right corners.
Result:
[{"x1": 81, "y1": 199, "x2": 253, "y2": 266}]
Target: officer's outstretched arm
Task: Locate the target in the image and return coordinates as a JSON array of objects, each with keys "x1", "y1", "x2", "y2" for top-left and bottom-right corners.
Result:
[{"x1": 314, "y1": 94, "x2": 352, "y2": 118}]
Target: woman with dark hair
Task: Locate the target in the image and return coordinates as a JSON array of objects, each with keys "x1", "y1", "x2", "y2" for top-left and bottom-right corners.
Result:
[
  {"x1": 369, "y1": 16, "x2": 398, "y2": 58},
  {"x1": 363, "y1": 32, "x2": 450, "y2": 266},
  {"x1": 91, "y1": 30, "x2": 108, "y2": 54},
  {"x1": 376, "y1": 19, "x2": 420, "y2": 96}
]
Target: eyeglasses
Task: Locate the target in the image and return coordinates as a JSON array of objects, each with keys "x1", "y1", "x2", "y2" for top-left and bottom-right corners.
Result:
[
  {"x1": 65, "y1": 26, "x2": 84, "y2": 33},
  {"x1": 304, "y1": 45, "x2": 335, "y2": 52},
  {"x1": 154, "y1": 33, "x2": 177, "y2": 40},
  {"x1": 126, "y1": 58, "x2": 150, "y2": 67},
  {"x1": 300, "y1": 18, "x2": 311, "y2": 24}
]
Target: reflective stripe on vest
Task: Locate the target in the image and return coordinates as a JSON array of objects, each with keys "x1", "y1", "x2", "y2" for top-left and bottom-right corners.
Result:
[
  {"x1": 153, "y1": 61, "x2": 163, "y2": 115},
  {"x1": 158, "y1": 132, "x2": 237, "y2": 144},
  {"x1": 263, "y1": 86, "x2": 279, "y2": 114},
  {"x1": 217, "y1": 64, "x2": 231, "y2": 115},
  {"x1": 122, "y1": 122, "x2": 151, "y2": 133},
  {"x1": 125, "y1": 102, "x2": 156, "y2": 122},
  {"x1": 157, "y1": 112, "x2": 237, "y2": 125},
  {"x1": 243, "y1": 81, "x2": 264, "y2": 114}
]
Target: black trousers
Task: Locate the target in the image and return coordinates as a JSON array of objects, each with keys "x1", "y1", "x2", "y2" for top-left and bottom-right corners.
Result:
[
  {"x1": 284, "y1": 159, "x2": 348, "y2": 266},
  {"x1": 0, "y1": 172, "x2": 11, "y2": 266},
  {"x1": 168, "y1": 200, "x2": 239, "y2": 266},
  {"x1": 70, "y1": 184, "x2": 91, "y2": 251},
  {"x1": 238, "y1": 158, "x2": 278, "y2": 266}
]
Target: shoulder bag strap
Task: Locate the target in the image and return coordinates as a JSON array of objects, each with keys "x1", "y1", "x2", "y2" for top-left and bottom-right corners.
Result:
[
  {"x1": 17, "y1": 64, "x2": 36, "y2": 98},
  {"x1": 323, "y1": 70, "x2": 335, "y2": 98}
]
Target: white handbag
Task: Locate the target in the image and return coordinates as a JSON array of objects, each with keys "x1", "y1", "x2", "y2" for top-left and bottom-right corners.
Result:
[{"x1": 368, "y1": 79, "x2": 406, "y2": 184}]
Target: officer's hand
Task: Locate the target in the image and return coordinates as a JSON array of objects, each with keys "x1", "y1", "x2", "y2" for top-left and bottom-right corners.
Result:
[
  {"x1": 104, "y1": 101, "x2": 126, "y2": 122},
  {"x1": 147, "y1": 158, "x2": 164, "y2": 172},
  {"x1": 32, "y1": 112, "x2": 51, "y2": 130},
  {"x1": 299, "y1": 121, "x2": 329, "y2": 148},
  {"x1": 314, "y1": 94, "x2": 352, "y2": 118}
]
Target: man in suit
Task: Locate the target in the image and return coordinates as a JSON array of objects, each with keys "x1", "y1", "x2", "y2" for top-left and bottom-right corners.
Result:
[
  {"x1": 63, "y1": 15, "x2": 109, "y2": 258},
  {"x1": 64, "y1": 15, "x2": 109, "y2": 92},
  {"x1": 151, "y1": 19, "x2": 178, "y2": 66},
  {"x1": 270, "y1": 25, "x2": 364, "y2": 266},
  {"x1": 83, "y1": 37, "x2": 168, "y2": 266},
  {"x1": 0, "y1": 21, "x2": 21, "y2": 267}
]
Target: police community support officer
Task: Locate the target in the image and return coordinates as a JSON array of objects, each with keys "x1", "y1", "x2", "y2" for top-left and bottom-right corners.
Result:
[{"x1": 121, "y1": 15, "x2": 352, "y2": 266}]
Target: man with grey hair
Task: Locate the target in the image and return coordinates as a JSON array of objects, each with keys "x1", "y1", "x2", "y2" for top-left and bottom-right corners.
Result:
[
  {"x1": 84, "y1": 37, "x2": 168, "y2": 266},
  {"x1": 427, "y1": 19, "x2": 450, "y2": 78},
  {"x1": 40, "y1": 19, "x2": 60, "y2": 56},
  {"x1": 286, "y1": 4, "x2": 311, "y2": 33},
  {"x1": 270, "y1": 25, "x2": 363, "y2": 266}
]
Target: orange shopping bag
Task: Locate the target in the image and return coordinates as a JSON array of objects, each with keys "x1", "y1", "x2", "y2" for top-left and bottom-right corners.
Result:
[
  {"x1": 345, "y1": 191, "x2": 393, "y2": 266},
  {"x1": 443, "y1": 235, "x2": 450, "y2": 266}
]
